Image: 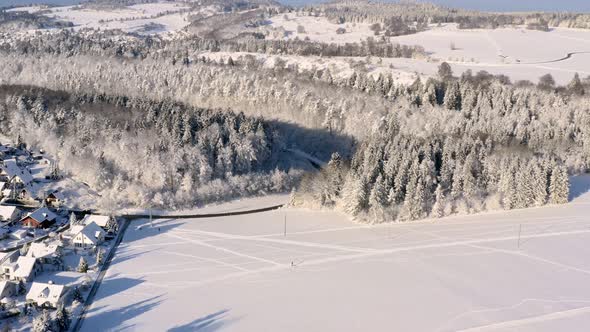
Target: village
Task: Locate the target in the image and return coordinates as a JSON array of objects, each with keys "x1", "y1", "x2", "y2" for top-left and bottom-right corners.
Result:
[{"x1": 0, "y1": 141, "x2": 119, "y2": 331}]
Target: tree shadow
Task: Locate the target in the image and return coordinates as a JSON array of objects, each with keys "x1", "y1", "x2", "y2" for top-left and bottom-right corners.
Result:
[
  {"x1": 569, "y1": 175, "x2": 590, "y2": 202},
  {"x1": 123, "y1": 219, "x2": 186, "y2": 244},
  {"x1": 82, "y1": 295, "x2": 164, "y2": 332},
  {"x1": 269, "y1": 120, "x2": 356, "y2": 170},
  {"x1": 89, "y1": 274, "x2": 147, "y2": 302},
  {"x1": 168, "y1": 309, "x2": 235, "y2": 332},
  {"x1": 110, "y1": 247, "x2": 159, "y2": 265}
]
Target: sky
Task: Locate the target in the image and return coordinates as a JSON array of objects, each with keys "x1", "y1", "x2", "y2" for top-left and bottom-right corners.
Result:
[{"x1": 2, "y1": 0, "x2": 590, "y2": 11}]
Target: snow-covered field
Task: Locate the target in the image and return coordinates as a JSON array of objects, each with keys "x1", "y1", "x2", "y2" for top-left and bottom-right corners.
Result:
[
  {"x1": 268, "y1": 14, "x2": 375, "y2": 43},
  {"x1": 267, "y1": 16, "x2": 590, "y2": 84},
  {"x1": 389, "y1": 24, "x2": 590, "y2": 84},
  {"x1": 10, "y1": 2, "x2": 194, "y2": 34},
  {"x1": 81, "y1": 177, "x2": 590, "y2": 331}
]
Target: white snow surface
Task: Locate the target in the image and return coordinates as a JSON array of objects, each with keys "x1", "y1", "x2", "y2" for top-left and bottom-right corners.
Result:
[
  {"x1": 28, "y1": 2, "x2": 193, "y2": 34},
  {"x1": 388, "y1": 24, "x2": 590, "y2": 84},
  {"x1": 267, "y1": 17, "x2": 590, "y2": 84},
  {"x1": 82, "y1": 176, "x2": 590, "y2": 331}
]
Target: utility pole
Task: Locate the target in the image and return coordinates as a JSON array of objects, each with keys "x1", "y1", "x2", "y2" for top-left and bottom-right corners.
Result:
[
  {"x1": 518, "y1": 224, "x2": 522, "y2": 248},
  {"x1": 284, "y1": 214, "x2": 287, "y2": 237},
  {"x1": 149, "y1": 208, "x2": 153, "y2": 228}
]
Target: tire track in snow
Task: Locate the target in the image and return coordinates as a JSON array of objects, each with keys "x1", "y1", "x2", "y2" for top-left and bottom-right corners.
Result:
[
  {"x1": 174, "y1": 227, "x2": 590, "y2": 289},
  {"x1": 455, "y1": 305, "x2": 590, "y2": 332},
  {"x1": 159, "y1": 250, "x2": 251, "y2": 272},
  {"x1": 438, "y1": 298, "x2": 590, "y2": 332},
  {"x1": 165, "y1": 232, "x2": 284, "y2": 267},
  {"x1": 176, "y1": 228, "x2": 379, "y2": 254}
]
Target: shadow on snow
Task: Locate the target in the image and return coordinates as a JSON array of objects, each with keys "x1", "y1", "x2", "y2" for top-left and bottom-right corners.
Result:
[{"x1": 168, "y1": 309, "x2": 236, "y2": 332}]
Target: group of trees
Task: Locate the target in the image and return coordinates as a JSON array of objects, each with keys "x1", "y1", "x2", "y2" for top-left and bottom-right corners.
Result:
[
  {"x1": 291, "y1": 64, "x2": 590, "y2": 222},
  {"x1": 0, "y1": 87, "x2": 299, "y2": 208},
  {"x1": 0, "y1": 28, "x2": 426, "y2": 60},
  {"x1": 32, "y1": 306, "x2": 70, "y2": 332},
  {"x1": 294, "y1": 135, "x2": 570, "y2": 222},
  {"x1": 0, "y1": 10, "x2": 72, "y2": 33},
  {"x1": 301, "y1": 0, "x2": 590, "y2": 31},
  {"x1": 1, "y1": 6, "x2": 590, "y2": 222},
  {"x1": 0, "y1": 45, "x2": 394, "y2": 142}
]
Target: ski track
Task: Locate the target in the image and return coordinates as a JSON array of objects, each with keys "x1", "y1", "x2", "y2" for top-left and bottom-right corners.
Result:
[
  {"x1": 439, "y1": 298, "x2": 590, "y2": 332},
  {"x1": 155, "y1": 227, "x2": 590, "y2": 290},
  {"x1": 164, "y1": 232, "x2": 285, "y2": 267},
  {"x1": 172, "y1": 228, "x2": 379, "y2": 254},
  {"x1": 455, "y1": 305, "x2": 590, "y2": 332}
]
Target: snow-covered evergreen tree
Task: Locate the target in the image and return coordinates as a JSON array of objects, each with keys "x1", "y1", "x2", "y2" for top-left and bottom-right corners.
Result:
[
  {"x1": 431, "y1": 184, "x2": 445, "y2": 218},
  {"x1": 55, "y1": 304, "x2": 70, "y2": 332},
  {"x1": 341, "y1": 172, "x2": 367, "y2": 216},
  {"x1": 77, "y1": 257, "x2": 88, "y2": 273},
  {"x1": 549, "y1": 164, "x2": 569, "y2": 204},
  {"x1": 32, "y1": 310, "x2": 51, "y2": 332},
  {"x1": 69, "y1": 212, "x2": 77, "y2": 226}
]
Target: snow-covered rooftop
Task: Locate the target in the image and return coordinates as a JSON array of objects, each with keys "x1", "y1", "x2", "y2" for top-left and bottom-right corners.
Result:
[
  {"x1": 13, "y1": 256, "x2": 36, "y2": 278},
  {"x1": 26, "y1": 242, "x2": 60, "y2": 259},
  {"x1": 0, "y1": 159, "x2": 33, "y2": 185},
  {"x1": 26, "y1": 282, "x2": 66, "y2": 304},
  {"x1": 81, "y1": 214, "x2": 111, "y2": 228},
  {"x1": 71, "y1": 222, "x2": 105, "y2": 245},
  {"x1": 0, "y1": 205, "x2": 19, "y2": 221},
  {"x1": 23, "y1": 207, "x2": 57, "y2": 223}
]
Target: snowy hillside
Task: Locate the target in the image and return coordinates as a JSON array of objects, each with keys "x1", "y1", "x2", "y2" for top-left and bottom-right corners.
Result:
[
  {"x1": 80, "y1": 177, "x2": 590, "y2": 331},
  {"x1": 1, "y1": 1, "x2": 590, "y2": 330}
]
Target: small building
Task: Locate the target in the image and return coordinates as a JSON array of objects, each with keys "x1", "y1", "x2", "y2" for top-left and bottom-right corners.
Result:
[
  {"x1": 11, "y1": 229, "x2": 29, "y2": 241},
  {"x1": 45, "y1": 190, "x2": 65, "y2": 208},
  {"x1": 0, "y1": 159, "x2": 34, "y2": 186},
  {"x1": 26, "y1": 242, "x2": 62, "y2": 265},
  {"x1": 70, "y1": 222, "x2": 105, "y2": 249},
  {"x1": 26, "y1": 282, "x2": 67, "y2": 309},
  {"x1": 21, "y1": 207, "x2": 57, "y2": 229},
  {"x1": 0, "y1": 281, "x2": 17, "y2": 300},
  {"x1": 0, "y1": 205, "x2": 21, "y2": 223},
  {"x1": 0, "y1": 145, "x2": 13, "y2": 156},
  {"x1": 80, "y1": 214, "x2": 112, "y2": 229},
  {"x1": 2, "y1": 256, "x2": 39, "y2": 282}
]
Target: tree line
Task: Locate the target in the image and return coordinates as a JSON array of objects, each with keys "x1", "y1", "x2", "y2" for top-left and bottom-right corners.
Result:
[{"x1": 0, "y1": 86, "x2": 299, "y2": 209}]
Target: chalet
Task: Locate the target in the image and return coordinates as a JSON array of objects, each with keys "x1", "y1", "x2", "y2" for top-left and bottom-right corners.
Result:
[
  {"x1": 26, "y1": 282, "x2": 67, "y2": 308},
  {"x1": 2, "y1": 256, "x2": 39, "y2": 282},
  {"x1": 0, "y1": 159, "x2": 34, "y2": 186},
  {"x1": 19, "y1": 183, "x2": 42, "y2": 202},
  {"x1": 80, "y1": 214, "x2": 112, "y2": 229},
  {"x1": 0, "y1": 281, "x2": 16, "y2": 301},
  {"x1": 45, "y1": 190, "x2": 65, "y2": 208},
  {"x1": 0, "y1": 205, "x2": 21, "y2": 223},
  {"x1": 26, "y1": 242, "x2": 62, "y2": 265},
  {"x1": 70, "y1": 222, "x2": 105, "y2": 248},
  {"x1": 21, "y1": 207, "x2": 57, "y2": 229}
]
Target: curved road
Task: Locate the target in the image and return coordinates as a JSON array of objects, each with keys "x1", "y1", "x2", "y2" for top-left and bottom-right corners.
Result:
[{"x1": 518, "y1": 51, "x2": 590, "y2": 65}]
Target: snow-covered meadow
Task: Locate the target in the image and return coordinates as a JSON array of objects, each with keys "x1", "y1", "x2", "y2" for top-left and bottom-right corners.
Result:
[
  {"x1": 267, "y1": 15, "x2": 590, "y2": 84},
  {"x1": 80, "y1": 177, "x2": 590, "y2": 331},
  {"x1": 389, "y1": 24, "x2": 590, "y2": 84},
  {"x1": 9, "y1": 2, "x2": 194, "y2": 34}
]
